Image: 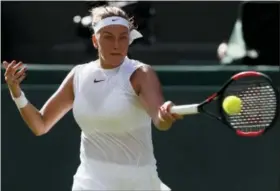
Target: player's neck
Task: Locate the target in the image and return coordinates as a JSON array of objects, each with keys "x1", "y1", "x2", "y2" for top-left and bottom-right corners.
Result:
[{"x1": 98, "y1": 58, "x2": 124, "y2": 70}]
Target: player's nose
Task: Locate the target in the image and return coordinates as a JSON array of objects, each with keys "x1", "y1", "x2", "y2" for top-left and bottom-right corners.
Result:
[{"x1": 113, "y1": 39, "x2": 120, "y2": 49}]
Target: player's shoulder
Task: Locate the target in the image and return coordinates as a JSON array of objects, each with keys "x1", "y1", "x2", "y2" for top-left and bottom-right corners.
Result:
[
  {"x1": 128, "y1": 59, "x2": 158, "y2": 89},
  {"x1": 128, "y1": 58, "x2": 153, "y2": 73},
  {"x1": 127, "y1": 58, "x2": 156, "y2": 81},
  {"x1": 72, "y1": 60, "x2": 97, "y2": 74}
]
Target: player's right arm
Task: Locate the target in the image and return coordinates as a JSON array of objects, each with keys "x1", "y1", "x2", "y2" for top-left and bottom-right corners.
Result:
[{"x1": 3, "y1": 60, "x2": 75, "y2": 136}]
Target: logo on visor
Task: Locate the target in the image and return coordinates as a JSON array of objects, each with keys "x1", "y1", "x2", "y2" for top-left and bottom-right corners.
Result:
[{"x1": 112, "y1": 19, "x2": 118, "y2": 22}]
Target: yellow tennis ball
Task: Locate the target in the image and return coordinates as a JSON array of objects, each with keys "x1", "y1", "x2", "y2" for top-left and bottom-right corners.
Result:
[{"x1": 222, "y1": 96, "x2": 242, "y2": 115}]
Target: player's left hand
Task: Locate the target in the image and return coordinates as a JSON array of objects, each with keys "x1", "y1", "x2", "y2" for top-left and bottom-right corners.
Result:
[{"x1": 158, "y1": 101, "x2": 183, "y2": 125}]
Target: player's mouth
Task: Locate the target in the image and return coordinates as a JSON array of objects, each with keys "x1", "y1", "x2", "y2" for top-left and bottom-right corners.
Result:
[{"x1": 110, "y1": 53, "x2": 122, "y2": 56}]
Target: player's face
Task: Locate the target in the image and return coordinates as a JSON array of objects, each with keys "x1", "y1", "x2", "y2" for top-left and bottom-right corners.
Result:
[{"x1": 93, "y1": 25, "x2": 129, "y2": 68}]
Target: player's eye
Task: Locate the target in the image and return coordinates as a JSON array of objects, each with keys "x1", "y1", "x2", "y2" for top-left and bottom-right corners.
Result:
[
  {"x1": 104, "y1": 35, "x2": 114, "y2": 40},
  {"x1": 119, "y1": 36, "x2": 128, "y2": 40}
]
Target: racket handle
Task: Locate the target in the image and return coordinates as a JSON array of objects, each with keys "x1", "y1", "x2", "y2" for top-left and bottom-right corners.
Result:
[{"x1": 170, "y1": 104, "x2": 199, "y2": 115}]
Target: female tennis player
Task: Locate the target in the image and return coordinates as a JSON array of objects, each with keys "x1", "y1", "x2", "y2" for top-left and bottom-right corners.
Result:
[{"x1": 3, "y1": 6, "x2": 182, "y2": 191}]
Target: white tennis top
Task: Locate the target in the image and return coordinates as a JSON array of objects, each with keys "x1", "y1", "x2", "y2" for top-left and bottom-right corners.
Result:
[{"x1": 71, "y1": 57, "x2": 168, "y2": 190}]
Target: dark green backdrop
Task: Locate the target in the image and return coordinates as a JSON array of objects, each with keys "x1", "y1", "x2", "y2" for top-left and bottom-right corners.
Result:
[{"x1": 2, "y1": 82, "x2": 280, "y2": 191}]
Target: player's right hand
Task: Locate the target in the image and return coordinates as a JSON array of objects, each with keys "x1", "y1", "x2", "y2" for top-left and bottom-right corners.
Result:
[
  {"x1": 3, "y1": 60, "x2": 27, "y2": 97},
  {"x1": 157, "y1": 101, "x2": 183, "y2": 130}
]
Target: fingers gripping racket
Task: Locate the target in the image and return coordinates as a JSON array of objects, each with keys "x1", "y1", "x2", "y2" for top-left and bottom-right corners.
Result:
[{"x1": 170, "y1": 71, "x2": 279, "y2": 137}]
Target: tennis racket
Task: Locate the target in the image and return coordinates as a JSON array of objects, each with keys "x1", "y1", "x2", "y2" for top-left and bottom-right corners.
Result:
[{"x1": 170, "y1": 71, "x2": 279, "y2": 137}]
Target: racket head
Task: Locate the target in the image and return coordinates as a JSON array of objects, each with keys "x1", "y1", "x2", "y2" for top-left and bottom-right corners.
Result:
[{"x1": 218, "y1": 71, "x2": 279, "y2": 137}]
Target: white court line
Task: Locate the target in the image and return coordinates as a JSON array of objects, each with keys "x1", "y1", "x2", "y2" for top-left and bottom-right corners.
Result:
[
  {"x1": 1, "y1": 64, "x2": 279, "y2": 72},
  {"x1": 1, "y1": 84, "x2": 221, "y2": 91}
]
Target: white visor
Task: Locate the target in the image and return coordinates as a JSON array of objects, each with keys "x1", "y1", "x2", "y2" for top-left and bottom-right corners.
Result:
[{"x1": 92, "y1": 16, "x2": 143, "y2": 44}]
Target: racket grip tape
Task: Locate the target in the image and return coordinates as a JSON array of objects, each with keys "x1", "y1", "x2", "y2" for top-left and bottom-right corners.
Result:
[{"x1": 170, "y1": 104, "x2": 199, "y2": 115}]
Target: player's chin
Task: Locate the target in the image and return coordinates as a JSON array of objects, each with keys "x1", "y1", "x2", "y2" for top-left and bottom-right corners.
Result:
[{"x1": 108, "y1": 55, "x2": 126, "y2": 66}]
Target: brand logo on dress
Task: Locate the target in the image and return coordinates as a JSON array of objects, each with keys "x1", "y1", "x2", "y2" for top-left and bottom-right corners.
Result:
[{"x1": 94, "y1": 79, "x2": 105, "y2": 83}]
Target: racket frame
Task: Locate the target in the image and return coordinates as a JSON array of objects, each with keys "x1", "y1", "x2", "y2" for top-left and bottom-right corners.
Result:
[
  {"x1": 190, "y1": 71, "x2": 279, "y2": 137},
  {"x1": 219, "y1": 71, "x2": 279, "y2": 136}
]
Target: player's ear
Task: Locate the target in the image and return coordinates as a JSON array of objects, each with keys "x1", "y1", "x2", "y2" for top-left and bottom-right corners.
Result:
[{"x1": 92, "y1": 34, "x2": 98, "y2": 49}]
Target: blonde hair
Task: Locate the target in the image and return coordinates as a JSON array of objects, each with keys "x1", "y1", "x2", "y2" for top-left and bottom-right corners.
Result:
[{"x1": 90, "y1": 6, "x2": 136, "y2": 32}]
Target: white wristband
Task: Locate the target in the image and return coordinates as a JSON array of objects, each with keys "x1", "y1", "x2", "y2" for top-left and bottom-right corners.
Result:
[{"x1": 13, "y1": 91, "x2": 28, "y2": 109}]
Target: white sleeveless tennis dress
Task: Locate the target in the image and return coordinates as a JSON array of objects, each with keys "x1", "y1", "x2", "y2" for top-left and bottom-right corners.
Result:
[{"x1": 71, "y1": 57, "x2": 170, "y2": 190}]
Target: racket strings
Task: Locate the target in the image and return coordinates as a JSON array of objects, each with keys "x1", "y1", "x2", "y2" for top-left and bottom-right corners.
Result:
[{"x1": 224, "y1": 79, "x2": 277, "y2": 133}]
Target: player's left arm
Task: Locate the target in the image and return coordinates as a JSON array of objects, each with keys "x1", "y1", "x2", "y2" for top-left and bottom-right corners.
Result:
[{"x1": 131, "y1": 65, "x2": 181, "y2": 131}]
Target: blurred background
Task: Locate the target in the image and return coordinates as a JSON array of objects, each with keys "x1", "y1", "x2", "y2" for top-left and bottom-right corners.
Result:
[{"x1": 1, "y1": 1, "x2": 280, "y2": 191}]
